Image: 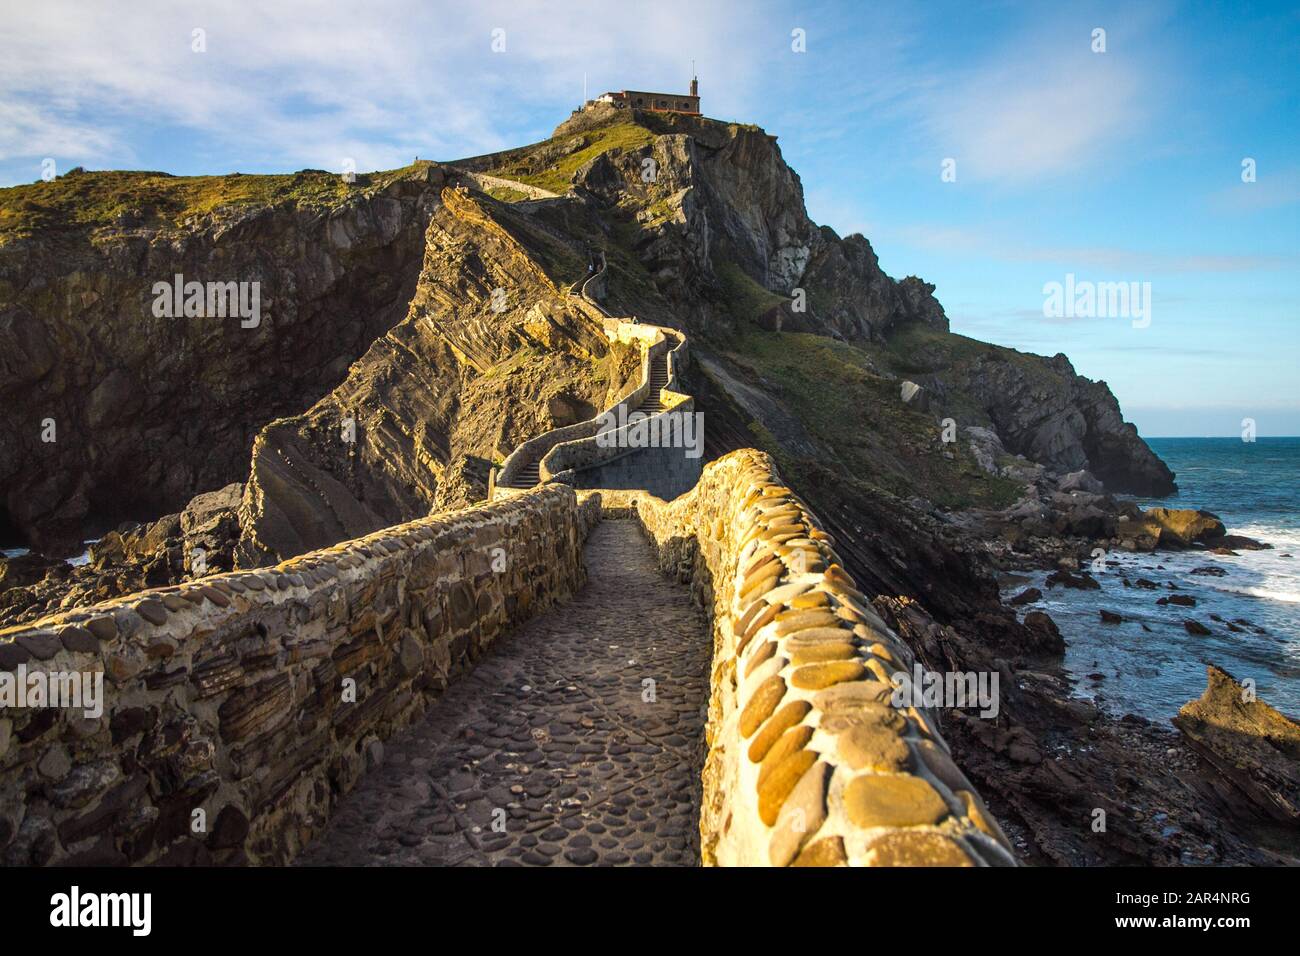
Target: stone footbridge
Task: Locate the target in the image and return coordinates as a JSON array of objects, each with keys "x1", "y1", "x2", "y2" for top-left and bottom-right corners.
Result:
[{"x1": 296, "y1": 520, "x2": 708, "y2": 866}]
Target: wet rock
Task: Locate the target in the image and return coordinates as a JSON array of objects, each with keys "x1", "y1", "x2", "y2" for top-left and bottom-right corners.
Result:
[
  {"x1": 1009, "y1": 586, "x2": 1041, "y2": 606},
  {"x1": 1022, "y1": 610, "x2": 1065, "y2": 655},
  {"x1": 1173, "y1": 666, "x2": 1300, "y2": 824},
  {"x1": 1203, "y1": 533, "x2": 1270, "y2": 552},
  {"x1": 1045, "y1": 569, "x2": 1100, "y2": 591}
]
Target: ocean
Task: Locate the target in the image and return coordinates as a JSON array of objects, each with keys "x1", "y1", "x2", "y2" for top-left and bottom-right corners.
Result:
[
  {"x1": 2, "y1": 543, "x2": 94, "y2": 566},
  {"x1": 1006, "y1": 437, "x2": 1300, "y2": 721}
]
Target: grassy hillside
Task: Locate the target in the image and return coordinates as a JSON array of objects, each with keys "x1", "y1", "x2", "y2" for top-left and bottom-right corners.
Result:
[
  {"x1": 0, "y1": 162, "x2": 433, "y2": 242},
  {"x1": 714, "y1": 256, "x2": 789, "y2": 324},
  {"x1": 713, "y1": 324, "x2": 1023, "y2": 510},
  {"x1": 487, "y1": 119, "x2": 656, "y2": 195}
]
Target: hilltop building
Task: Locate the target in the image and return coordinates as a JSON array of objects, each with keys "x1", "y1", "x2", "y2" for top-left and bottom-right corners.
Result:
[{"x1": 584, "y1": 77, "x2": 700, "y2": 115}]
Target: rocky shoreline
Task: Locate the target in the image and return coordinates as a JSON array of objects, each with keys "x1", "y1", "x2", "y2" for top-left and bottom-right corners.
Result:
[
  {"x1": 904, "y1": 466, "x2": 1298, "y2": 865},
  {"x1": 0, "y1": 484, "x2": 243, "y2": 630}
]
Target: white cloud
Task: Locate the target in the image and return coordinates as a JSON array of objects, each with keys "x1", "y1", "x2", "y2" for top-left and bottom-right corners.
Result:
[
  {"x1": 0, "y1": 0, "x2": 773, "y2": 180},
  {"x1": 0, "y1": 100, "x2": 117, "y2": 162},
  {"x1": 912, "y1": 15, "x2": 1159, "y2": 183}
]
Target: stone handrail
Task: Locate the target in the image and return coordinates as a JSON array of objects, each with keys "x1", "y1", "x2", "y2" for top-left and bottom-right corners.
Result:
[
  {"x1": 0, "y1": 486, "x2": 599, "y2": 865},
  {"x1": 447, "y1": 167, "x2": 561, "y2": 201},
  {"x1": 624, "y1": 449, "x2": 1017, "y2": 867},
  {"x1": 493, "y1": 264, "x2": 617, "y2": 489}
]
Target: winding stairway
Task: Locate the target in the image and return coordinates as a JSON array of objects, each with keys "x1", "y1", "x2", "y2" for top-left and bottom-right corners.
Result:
[
  {"x1": 494, "y1": 252, "x2": 687, "y2": 493},
  {"x1": 637, "y1": 352, "x2": 670, "y2": 416},
  {"x1": 504, "y1": 453, "x2": 542, "y2": 489}
]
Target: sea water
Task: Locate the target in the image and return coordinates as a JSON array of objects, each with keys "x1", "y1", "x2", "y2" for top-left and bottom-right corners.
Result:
[
  {"x1": 2, "y1": 543, "x2": 96, "y2": 566},
  {"x1": 1007, "y1": 437, "x2": 1299, "y2": 721}
]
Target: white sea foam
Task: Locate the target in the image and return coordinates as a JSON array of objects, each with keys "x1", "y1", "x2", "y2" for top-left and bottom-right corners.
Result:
[
  {"x1": 1238, "y1": 587, "x2": 1300, "y2": 604},
  {"x1": 1006, "y1": 523, "x2": 1300, "y2": 718}
]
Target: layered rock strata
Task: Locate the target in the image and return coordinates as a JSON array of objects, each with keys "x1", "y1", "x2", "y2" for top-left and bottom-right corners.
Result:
[
  {"x1": 1174, "y1": 666, "x2": 1300, "y2": 824},
  {"x1": 234, "y1": 186, "x2": 625, "y2": 565}
]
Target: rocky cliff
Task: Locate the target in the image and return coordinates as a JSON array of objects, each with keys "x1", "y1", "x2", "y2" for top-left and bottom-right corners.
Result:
[
  {"x1": 480, "y1": 106, "x2": 1172, "y2": 497},
  {"x1": 0, "y1": 165, "x2": 447, "y2": 556},
  {"x1": 529, "y1": 106, "x2": 951, "y2": 341},
  {"x1": 235, "y1": 186, "x2": 634, "y2": 565}
]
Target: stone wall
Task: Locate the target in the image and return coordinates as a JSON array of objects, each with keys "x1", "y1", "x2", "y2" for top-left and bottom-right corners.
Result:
[
  {"x1": 494, "y1": 275, "x2": 641, "y2": 491},
  {"x1": 565, "y1": 440, "x2": 702, "y2": 502},
  {"x1": 0, "y1": 486, "x2": 596, "y2": 866},
  {"x1": 628, "y1": 449, "x2": 1017, "y2": 866},
  {"x1": 497, "y1": 305, "x2": 689, "y2": 493},
  {"x1": 449, "y1": 168, "x2": 561, "y2": 201}
]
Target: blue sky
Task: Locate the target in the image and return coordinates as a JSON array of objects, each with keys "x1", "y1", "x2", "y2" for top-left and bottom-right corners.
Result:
[{"x1": 2, "y1": 0, "x2": 1296, "y2": 436}]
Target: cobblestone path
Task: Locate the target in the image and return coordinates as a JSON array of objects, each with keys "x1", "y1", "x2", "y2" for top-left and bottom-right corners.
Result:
[{"x1": 297, "y1": 519, "x2": 711, "y2": 866}]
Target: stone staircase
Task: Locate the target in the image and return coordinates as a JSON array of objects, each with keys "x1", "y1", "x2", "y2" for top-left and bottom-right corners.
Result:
[
  {"x1": 505, "y1": 454, "x2": 542, "y2": 489},
  {"x1": 636, "y1": 351, "x2": 670, "y2": 415},
  {"x1": 494, "y1": 258, "x2": 610, "y2": 492},
  {"x1": 494, "y1": 253, "x2": 688, "y2": 493}
]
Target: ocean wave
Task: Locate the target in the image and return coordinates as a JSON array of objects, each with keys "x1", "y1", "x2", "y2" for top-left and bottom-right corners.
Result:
[
  {"x1": 1213, "y1": 585, "x2": 1300, "y2": 604},
  {"x1": 1234, "y1": 524, "x2": 1300, "y2": 550}
]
